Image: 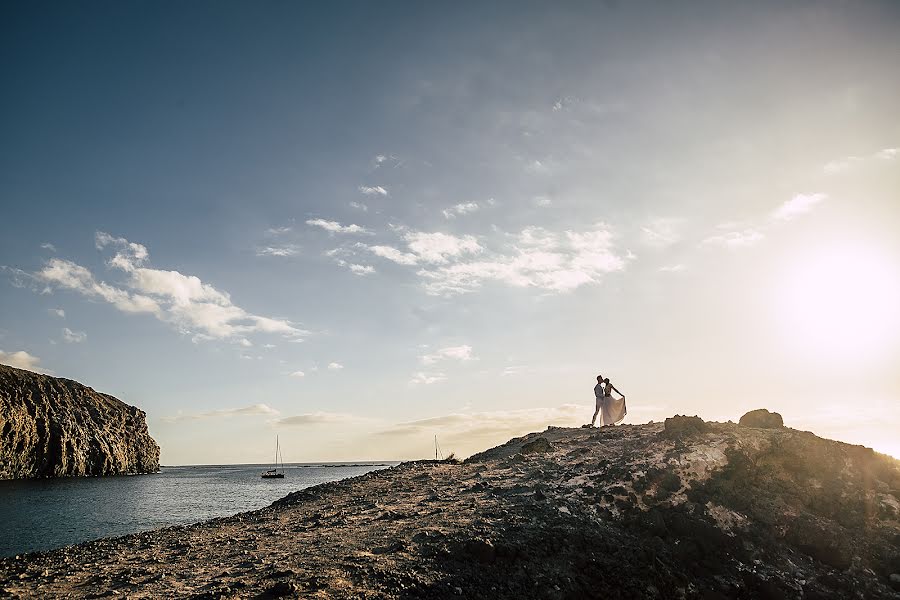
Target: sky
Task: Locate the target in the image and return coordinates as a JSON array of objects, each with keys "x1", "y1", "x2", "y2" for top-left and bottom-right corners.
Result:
[{"x1": 1, "y1": 1, "x2": 899, "y2": 464}]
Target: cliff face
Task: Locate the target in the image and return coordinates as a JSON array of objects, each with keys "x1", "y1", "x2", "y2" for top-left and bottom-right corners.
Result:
[{"x1": 0, "y1": 364, "x2": 159, "y2": 479}]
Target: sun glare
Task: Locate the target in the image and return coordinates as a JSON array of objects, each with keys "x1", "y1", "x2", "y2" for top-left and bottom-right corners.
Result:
[{"x1": 777, "y1": 241, "x2": 900, "y2": 366}]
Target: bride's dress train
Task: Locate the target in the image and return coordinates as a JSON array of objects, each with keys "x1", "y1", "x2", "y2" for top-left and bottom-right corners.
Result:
[{"x1": 600, "y1": 395, "x2": 627, "y2": 426}]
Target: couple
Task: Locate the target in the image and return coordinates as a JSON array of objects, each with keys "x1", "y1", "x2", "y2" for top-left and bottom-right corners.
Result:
[{"x1": 588, "y1": 374, "x2": 626, "y2": 427}]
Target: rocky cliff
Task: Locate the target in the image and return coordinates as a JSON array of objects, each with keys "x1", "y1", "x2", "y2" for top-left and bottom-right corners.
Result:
[
  {"x1": 0, "y1": 364, "x2": 159, "y2": 479},
  {"x1": 1, "y1": 413, "x2": 899, "y2": 598}
]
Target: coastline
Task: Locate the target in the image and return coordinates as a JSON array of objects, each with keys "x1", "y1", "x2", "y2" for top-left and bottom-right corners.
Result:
[{"x1": 1, "y1": 420, "x2": 898, "y2": 598}]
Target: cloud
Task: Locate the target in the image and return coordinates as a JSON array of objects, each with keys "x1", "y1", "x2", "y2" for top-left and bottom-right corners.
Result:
[
  {"x1": 0, "y1": 350, "x2": 46, "y2": 372},
  {"x1": 48, "y1": 308, "x2": 65, "y2": 318},
  {"x1": 367, "y1": 245, "x2": 420, "y2": 266},
  {"x1": 771, "y1": 193, "x2": 827, "y2": 222},
  {"x1": 405, "y1": 232, "x2": 482, "y2": 264},
  {"x1": 659, "y1": 264, "x2": 686, "y2": 273},
  {"x1": 417, "y1": 225, "x2": 625, "y2": 295},
  {"x1": 275, "y1": 412, "x2": 358, "y2": 426},
  {"x1": 289, "y1": 370, "x2": 306, "y2": 378},
  {"x1": 256, "y1": 244, "x2": 300, "y2": 257},
  {"x1": 265, "y1": 226, "x2": 293, "y2": 236},
  {"x1": 375, "y1": 405, "x2": 589, "y2": 451},
  {"x1": 161, "y1": 403, "x2": 279, "y2": 423},
  {"x1": 349, "y1": 201, "x2": 368, "y2": 211},
  {"x1": 824, "y1": 147, "x2": 898, "y2": 174},
  {"x1": 62, "y1": 327, "x2": 86, "y2": 343},
  {"x1": 409, "y1": 372, "x2": 447, "y2": 385},
  {"x1": 358, "y1": 185, "x2": 388, "y2": 196},
  {"x1": 420, "y1": 345, "x2": 475, "y2": 365},
  {"x1": 40, "y1": 243, "x2": 56, "y2": 252},
  {"x1": 501, "y1": 365, "x2": 529, "y2": 376},
  {"x1": 306, "y1": 219, "x2": 372, "y2": 235},
  {"x1": 533, "y1": 195, "x2": 552, "y2": 207},
  {"x1": 640, "y1": 218, "x2": 684, "y2": 248},
  {"x1": 22, "y1": 234, "x2": 308, "y2": 342},
  {"x1": 442, "y1": 202, "x2": 479, "y2": 219},
  {"x1": 37, "y1": 258, "x2": 163, "y2": 315},
  {"x1": 702, "y1": 229, "x2": 764, "y2": 249},
  {"x1": 327, "y1": 362, "x2": 344, "y2": 370}
]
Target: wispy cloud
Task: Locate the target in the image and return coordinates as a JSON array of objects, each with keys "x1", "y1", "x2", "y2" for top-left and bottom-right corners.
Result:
[
  {"x1": 771, "y1": 193, "x2": 827, "y2": 222},
  {"x1": 256, "y1": 244, "x2": 300, "y2": 257},
  {"x1": 409, "y1": 372, "x2": 446, "y2": 385},
  {"x1": 658, "y1": 264, "x2": 686, "y2": 273},
  {"x1": 306, "y1": 219, "x2": 372, "y2": 235},
  {"x1": 360, "y1": 224, "x2": 626, "y2": 296},
  {"x1": 0, "y1": 349, "x2": 47, "y2": 373},
  {"x1": 640, "y1": 218, "x2": 684, "y2": 248},
  {"x1": 420, "y1": 345, "x2": 475, "y2": 365},
  {"x1": 16, "y1": 233, "x2": 308, "y2": 342},
  {"x1": 823, "y1": 147, "x2": 898, "y2": 174},
  {"x1": 702, "y1": 228, "x2": 764, "y2": 249},
  {"x1": 442, "y1": 202, "x2": 479, "y2": 219},
  {"x1": 48, "y1": 308, "x2": 65, "y2": 318},
  {"x1": 375, "y1": 405, "x2": 587, "y2": 446},
  {"x1": 289, "y1": 370, "x2": 305, "y2": 378},
  {"x1": 275, "y1": 412, "x2": 358, "y2": 426},
  {"x1": 327, "y1": 362, "x2": 344, "y2": 370},
  {"x1": 417, "y1": 225, "x2": 625, "y2": 295},
  {"x1": 265, "y1": 226, "x2": 293, "y2": 236},
  {"x1": 62, "y1": 327, "x2": 86, "y2": 343},
  {"x1": 161, "y1": 403, "x2": 279, "y2": 423},
  {"x1": 334, "y1": 259, "x2": 375, "y2": 275},
  {"x1": 40, "y1": 243, "x2": 56, "y2": 252},
  {"x1": 358, "y1": 185, "x2": 388, "y2": 196},
  {"x1": 367, "y1": 245, "x2": 420, "y2": 266},
  {"x1": 349, "y1": 201, "x2": 368, "y2": 211}
]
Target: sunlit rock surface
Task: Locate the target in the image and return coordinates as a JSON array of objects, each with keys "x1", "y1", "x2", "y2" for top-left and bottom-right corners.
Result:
[
  {"x1": 0, "y1": 364, "x2": 159, "y2": 479},
  {"x1": 1, "y1": 413, "x2": 898, "y2": 598}
]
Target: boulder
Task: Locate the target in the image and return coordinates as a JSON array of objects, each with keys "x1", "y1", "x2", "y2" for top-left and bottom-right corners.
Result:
[
  {"x1": 521, "y1": 437, "x2": 553, "y2": 454},
  {"x1": 663, "y1": 415, "x2": 708, "y2": 438},
  {"x1": 739, "y1": 409, "x2": 784, "y2": 429}
]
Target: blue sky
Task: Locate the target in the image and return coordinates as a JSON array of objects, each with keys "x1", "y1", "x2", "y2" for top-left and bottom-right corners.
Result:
[{"x1": 2, "y1": 1, "x2": 899, "y2": 463}]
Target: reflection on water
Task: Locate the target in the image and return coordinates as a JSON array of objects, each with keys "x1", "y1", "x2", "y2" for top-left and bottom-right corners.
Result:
[{"x1": 0, "y1": 463, "x2": 393, "y2": 557}]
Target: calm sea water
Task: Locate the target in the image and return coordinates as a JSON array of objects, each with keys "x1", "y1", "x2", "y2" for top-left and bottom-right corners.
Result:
[{"x1": 0, "y1": 463, "x2": 394, "y2": 558}]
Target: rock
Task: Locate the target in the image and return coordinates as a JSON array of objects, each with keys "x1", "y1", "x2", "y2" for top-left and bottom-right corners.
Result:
[
  {"x1": 0, "y1": 364, "x2": 159, "y2": 479},
  {"x1": 889, "y1": 573, "x2": 900, "y2": 590},
  {"x1": 267, "y1": 580, "x2": 297, "y2": 597},
  {"x1": 739, "y1": 409, "x2": 784, "y2": 429},
  {"x1": 663, "y1": 415, "x2": 708, "y2": 438},
  {"x1": 521, "y1": 437, "x2": 553, "y2": 454}
]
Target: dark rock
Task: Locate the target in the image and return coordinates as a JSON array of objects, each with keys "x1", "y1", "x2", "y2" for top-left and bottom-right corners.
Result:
[
  {"x1": 739, "y1": 408, "x2": 784, "y2": 429},
  {"x1": 266, "y1": 580, "x2": 297, "y2": 597},
  {"x1": 0, "y1": 364, "x2": 159, "y2": 479},
  {"x1": 521, "y1": 437, "x2": 553, "y2": 454},
  {"x1": 663, "y1": 415, "x2": 708, "y2": 438},
  {"x1": 888, "y1": 573, "x2": 900, "y2": 591}
]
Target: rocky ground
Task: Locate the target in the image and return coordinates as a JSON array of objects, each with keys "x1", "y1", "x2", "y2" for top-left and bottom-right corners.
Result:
[
  {"x1": 0, "y1": 365, "x2": 159, "y2": 479},
  {"x1": 1, "y1": 413, "x2": 899, "y2": 599}
]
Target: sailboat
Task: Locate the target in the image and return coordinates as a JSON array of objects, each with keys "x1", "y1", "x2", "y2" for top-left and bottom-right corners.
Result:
[{"x1": 261, "y1": 435, "x2": 285, "y2": 479}]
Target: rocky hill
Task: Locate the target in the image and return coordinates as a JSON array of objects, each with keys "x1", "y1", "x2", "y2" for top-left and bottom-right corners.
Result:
[
  {"x1": 1, "y1": 412, "x2": 899, "y2": 598},
  {"x1": 0, "y1": 364, "x2": 159, "y2": 479}
]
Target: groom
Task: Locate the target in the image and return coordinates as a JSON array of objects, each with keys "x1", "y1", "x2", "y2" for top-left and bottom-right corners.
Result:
[{"x1": 589, "y1": 374, "x2": 605, "y2": 427}]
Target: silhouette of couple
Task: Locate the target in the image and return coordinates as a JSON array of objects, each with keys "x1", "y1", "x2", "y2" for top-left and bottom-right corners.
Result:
[{"x1": 588, "y1": 374, "x2": 626, "y2": 427}]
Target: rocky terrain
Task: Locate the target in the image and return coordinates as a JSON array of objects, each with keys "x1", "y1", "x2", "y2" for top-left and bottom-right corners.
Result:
[
  {"x1": 1, "y1": 411, "x2": 899, "y2": 598},
  {"x1": 0, "y1": 364, "x2": 159, "y2": 479}
]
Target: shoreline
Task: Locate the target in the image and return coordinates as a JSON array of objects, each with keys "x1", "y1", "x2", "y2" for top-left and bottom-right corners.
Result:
[{"x1": 2, "y1": 419, "x2": 898, "y2": 598}]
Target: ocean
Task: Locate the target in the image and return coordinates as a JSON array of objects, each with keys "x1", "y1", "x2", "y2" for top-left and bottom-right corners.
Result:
[{"x1": 0, "y1": 463, "x2": 394, "y2": 558}]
